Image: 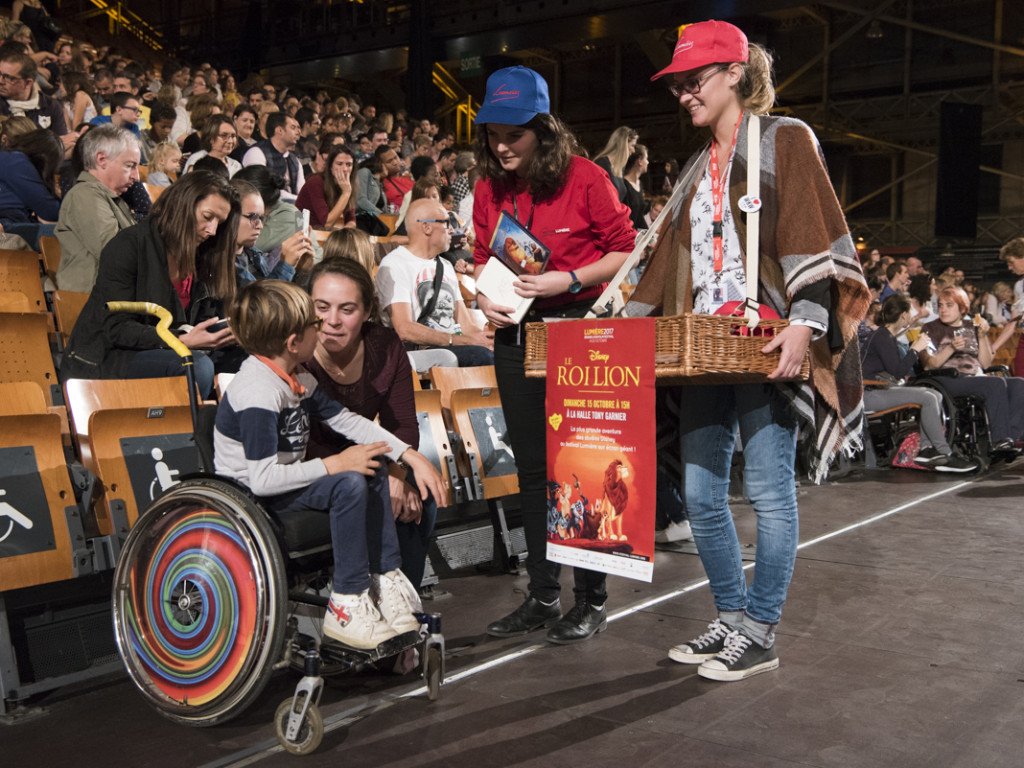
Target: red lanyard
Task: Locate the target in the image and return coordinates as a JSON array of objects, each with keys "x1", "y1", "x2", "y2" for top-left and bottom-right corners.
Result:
[{"x1": 707, "y1": 111, "x2": 744, "y2": 273}]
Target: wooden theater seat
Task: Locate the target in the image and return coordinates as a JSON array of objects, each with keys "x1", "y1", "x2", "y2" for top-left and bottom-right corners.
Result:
[
  {"x1": 64, "y1": 376, "x2": 193, "y2": 477},
  {"x1": 427, "y1": 364, "x2": 498, "y2": 411},
  {"x1": 0, "y1": 312, "x2": 60, "y2": 405},
  {"x1": 413, "y1": 389, "x2": 457, "y2": 508},
  {"x1": 0, "y1": 248, "x2": 47, "y2": 313},
  {"x1": 89, "y1": 405, "x2": 201, "y2": 530},
  {"x1": 0, "y1": 290, "x2": 32, "y2": 313},
  {"x1": 449, "y1": 387, "x2": 519, "y2": 500},
  {"x1": 0, "y1": 410, "x2": 77, "y2": 591},
  {"x1": 52, "y1": 290, "x2": 89, "y2": 347},
  {"x1": 38, "y1": 236, "x2": 61, "y2": 284}
]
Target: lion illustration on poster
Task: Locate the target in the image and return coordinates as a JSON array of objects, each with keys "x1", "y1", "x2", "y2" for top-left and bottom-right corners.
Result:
[{"x1": 597, "y1": 460, "x2": 630, "y2": 541}]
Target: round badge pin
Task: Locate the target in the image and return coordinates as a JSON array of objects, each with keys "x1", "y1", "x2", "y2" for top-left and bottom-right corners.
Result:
[{"x1": 738, "y1": 195, "x2": 762, "y2": 213}]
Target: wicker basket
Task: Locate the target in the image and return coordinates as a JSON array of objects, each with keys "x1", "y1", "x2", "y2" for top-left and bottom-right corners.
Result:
[{"x1": 523, "y1": 314, "x2": 810, "y2": 385}]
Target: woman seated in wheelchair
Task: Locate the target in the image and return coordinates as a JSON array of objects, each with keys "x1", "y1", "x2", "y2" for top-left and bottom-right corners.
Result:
[
  {"x1": 919, "y1": 285, "x2": 1024, "y2": 455},
  {"x1": 213, "y1": 279, "x2": 447, "y2": 651},
  {"x1": 861, "y1": 294, "x2": 975, "y2": 472}
]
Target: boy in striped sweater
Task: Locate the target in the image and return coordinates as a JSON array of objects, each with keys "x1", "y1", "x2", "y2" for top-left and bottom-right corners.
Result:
[{"x1": 214, "y1": 280, "x2": 445, "y2": 650}]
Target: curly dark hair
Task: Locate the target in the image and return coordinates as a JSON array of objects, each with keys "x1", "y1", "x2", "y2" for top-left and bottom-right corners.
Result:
[{"x1": 473, "y1": 113, "x2": 578, "y2": 204}]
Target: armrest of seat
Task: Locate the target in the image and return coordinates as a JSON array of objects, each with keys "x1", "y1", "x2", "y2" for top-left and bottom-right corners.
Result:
[{"x1": 983, "y1": 365, "x2": 1010, "y2": 377}]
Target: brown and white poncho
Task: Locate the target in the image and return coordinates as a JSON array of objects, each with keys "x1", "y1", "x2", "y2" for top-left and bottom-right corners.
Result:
[{"x1": 627, "y1": 112, "x2": 871, "y2": 483}]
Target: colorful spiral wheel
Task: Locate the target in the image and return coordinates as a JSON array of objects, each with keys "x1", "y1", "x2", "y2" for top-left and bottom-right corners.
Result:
[{"x1": 113, "y1": 478, "x2": 287, "y2": 726}]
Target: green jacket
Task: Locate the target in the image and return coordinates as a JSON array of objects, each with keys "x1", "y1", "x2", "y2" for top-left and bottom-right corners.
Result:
[{"x1": 55, "y1": 171, "x2": 135, "y2": 293}]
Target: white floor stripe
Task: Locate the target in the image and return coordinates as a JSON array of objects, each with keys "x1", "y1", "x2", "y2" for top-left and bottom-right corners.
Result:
[{"x1": 206, "y1": 478, "x2": 974, "y2": 767}]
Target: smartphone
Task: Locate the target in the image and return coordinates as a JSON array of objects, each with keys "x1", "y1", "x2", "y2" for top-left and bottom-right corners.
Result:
[
  {"x1": 209, "y1": 318, "x2": 230, "y2": 333},
  {"x1": 301, "y1": 208, "x2": 311, "y2": 239}
]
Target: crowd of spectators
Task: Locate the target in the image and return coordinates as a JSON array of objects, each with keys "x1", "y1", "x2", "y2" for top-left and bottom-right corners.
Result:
[{"x1": 857, "y1": 243, "x2": 1024, "y2": 469}]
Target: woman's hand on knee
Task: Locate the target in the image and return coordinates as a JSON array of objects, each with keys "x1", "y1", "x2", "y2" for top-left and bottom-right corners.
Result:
[
  {"x1": 400, "y1": 449, "x2": 446, "y2": 505},
  {"x1": 324, "y1": 441, "x2": 390, "y2": 476}
]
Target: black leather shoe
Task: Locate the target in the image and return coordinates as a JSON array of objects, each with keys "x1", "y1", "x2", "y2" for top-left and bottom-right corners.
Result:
[
  {"x1": 486, "y1": 596, "x2": 562, "y2": 637},
  {"x1": 546, "y1": 602, "x2": 608, "y2": 645}
]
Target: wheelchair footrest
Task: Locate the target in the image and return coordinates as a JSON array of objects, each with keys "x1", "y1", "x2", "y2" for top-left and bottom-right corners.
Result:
[{"x1": 320, "y1": 629, "x2": 422, "y2": 664}]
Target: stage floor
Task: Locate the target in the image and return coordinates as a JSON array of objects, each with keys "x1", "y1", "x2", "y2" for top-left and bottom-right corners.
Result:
[{"x1": 4, "y1": 462, "x2": 1024, "y2": 768}]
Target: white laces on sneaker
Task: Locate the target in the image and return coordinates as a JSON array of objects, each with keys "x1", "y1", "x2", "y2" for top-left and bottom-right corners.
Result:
[
  {"x1": 716, "y1": 631, "x2": 752, "y2": 664},
  {"x1": 691, "y1": 619, "x2": 731, "y2": 650}
]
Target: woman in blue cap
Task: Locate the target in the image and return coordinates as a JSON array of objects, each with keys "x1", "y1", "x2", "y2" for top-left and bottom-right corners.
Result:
[
  {"x1": 635, "y1": 20, "x2": 869, "y2": 680},
  {"x1": 471, "y1": 66, "x2": 637, "y2": 644}
]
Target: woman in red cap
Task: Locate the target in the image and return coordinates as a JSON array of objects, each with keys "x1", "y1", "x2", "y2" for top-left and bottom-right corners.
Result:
[
  {"x1": 471, "y1": 66, "x2": 637, "y2": 645},
  {"x1": 633, "y1": 20, "x2": 869, "y2": 680}
]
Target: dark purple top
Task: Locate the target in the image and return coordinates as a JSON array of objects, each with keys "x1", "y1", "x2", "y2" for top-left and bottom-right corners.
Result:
[{"x1": 304, "y1": 322, "x2": 418, "y2": 458}]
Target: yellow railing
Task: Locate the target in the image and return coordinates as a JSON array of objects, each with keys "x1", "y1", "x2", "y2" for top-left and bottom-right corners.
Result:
[
  {"x1": 89, "y1": 0, "x2": 164, "y2": 51},
  {"x1": 432, "y1": 62, "x2": 478, "y2": 145}
]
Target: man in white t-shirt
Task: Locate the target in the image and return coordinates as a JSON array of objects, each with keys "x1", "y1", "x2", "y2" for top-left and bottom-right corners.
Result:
[{"x1": 376, "y1": 198, "x2": 493, "y2": 367}]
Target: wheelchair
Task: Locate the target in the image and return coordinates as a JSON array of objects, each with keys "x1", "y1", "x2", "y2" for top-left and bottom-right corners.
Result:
[
  {"x1": 107, "y1": 303, "x2": 444, "y2": 755},
  {"x1": 910, "y1": 366, "x2": 1018, "y2": 472}
]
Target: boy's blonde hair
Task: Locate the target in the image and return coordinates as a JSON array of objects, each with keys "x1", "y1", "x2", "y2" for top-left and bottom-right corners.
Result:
[
  {"x1": 230, "y1": 279, "x2": 317, "y2": 357},
  {"x1": 149, "y1": 141, "x2": 181, "y2": 173}
]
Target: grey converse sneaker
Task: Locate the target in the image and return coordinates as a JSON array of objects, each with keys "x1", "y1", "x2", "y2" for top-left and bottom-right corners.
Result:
[
  {"x1": 668, "y1": 618, "x2": 733, "y2": 664},
  {"x1": 698, "y1": 630, "x2": 779, "y2": 681}
]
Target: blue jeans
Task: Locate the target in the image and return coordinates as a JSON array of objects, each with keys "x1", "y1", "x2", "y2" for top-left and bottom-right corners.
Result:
[
  {"x1": 679, "y1": 383, "x2": 799, "y2": 645},
  {"x1": 126, "y1": 348, "x2": 215, "y2": 400},
  {"x1": 394, "y1": 465, "x2": 438, "y2": 589},
  {"x1": 262, "y1": 464, "x2": 400, "y2": 594}
]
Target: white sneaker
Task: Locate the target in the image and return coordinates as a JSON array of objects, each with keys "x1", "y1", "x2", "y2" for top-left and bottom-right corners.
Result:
[
  {"x1": 323, "y1": 590, "x2": 398, "y2": 650},
  {"x1": 655, "y1": 520, "x2": 693, "y2": 543},
  {"x1": 372, "y1": 570, "x2": 422, "y2": 634}
]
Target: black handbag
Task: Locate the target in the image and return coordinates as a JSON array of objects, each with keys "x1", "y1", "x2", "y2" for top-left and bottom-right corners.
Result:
[{"x1": 355, "y1": 211, "x2": 389, "y2": 237}]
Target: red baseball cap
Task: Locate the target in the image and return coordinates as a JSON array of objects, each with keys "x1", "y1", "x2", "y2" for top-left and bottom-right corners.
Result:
[{"x1": 650, "y1": 20, "x2": 749, "y2": 81}]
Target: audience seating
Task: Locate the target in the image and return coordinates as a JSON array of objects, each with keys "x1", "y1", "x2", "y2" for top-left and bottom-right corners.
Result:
[
  {"x1": 89, "y1": 405, "x2": 201, "y2": 529},
  {"x1": 52, "y1": 290, "x2": 89, "y2": 348},
  {"x1": 0, "y1": 312, "x2": 61, "y2": 405},
  {"x1": 449, "y1": 387, "x2": 520, "y2": 500},
  {"x1": 65, "y1": 377, "x2": 195, "y2": 534},
  {"x1": 38, "y1": 236, "x2": 61, "y2": 284},
  {"x1": 144, "y1": 183, "x2": 164, "y2": 202},
  {"x1": 413, "y1": 389, "x2": 458, "y2": 507},
  {"x1": 64, "y1": 376, "x2": 192, "y2": 473},
  {"x1": 427, "y1": 364, "x2": 498, "y2": 412},
  {"x1": 0, "y1": 291, "x2": 32, "y2": 313},
  {"x1": 0, "y1": 382, "x2": 78, "y2": 591},
  {"x1": 0, "y1": 249, "x2": 47, "y2": 313}
]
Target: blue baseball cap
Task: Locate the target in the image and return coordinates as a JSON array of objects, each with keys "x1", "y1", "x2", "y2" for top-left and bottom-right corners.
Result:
[{"x1": 474, "y1": 66, "x2": 550, "y2": 126}]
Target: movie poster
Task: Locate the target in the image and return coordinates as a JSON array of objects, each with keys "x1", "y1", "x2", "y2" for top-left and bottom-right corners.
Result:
[{"x1": 545, "y1": 318, "x2": 657, "y2": 581}]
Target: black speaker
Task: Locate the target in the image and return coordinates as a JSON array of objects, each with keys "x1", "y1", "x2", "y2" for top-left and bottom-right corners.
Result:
[{"x1": 935, "y1": 102, "x2": 983, "y2": 239}]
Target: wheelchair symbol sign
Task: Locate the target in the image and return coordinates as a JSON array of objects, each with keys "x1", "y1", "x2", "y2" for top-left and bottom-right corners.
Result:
[
  {"x1": 122, "y1": 434, "x2": 201, "y2": 515},
  {"x1": 0, "y1": 445, "x2": 58, "y2": 558},
  {"x1": 0, "y1": 489, "x2": 34, "y2": 543}
]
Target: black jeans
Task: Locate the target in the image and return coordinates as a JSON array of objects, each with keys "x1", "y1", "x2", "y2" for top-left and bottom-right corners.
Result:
[{"x1": 493, "y1": 313, "x2": 607, "y2": 607}]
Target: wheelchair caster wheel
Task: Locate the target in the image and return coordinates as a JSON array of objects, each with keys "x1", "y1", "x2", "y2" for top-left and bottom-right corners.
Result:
[
  {"x1": 274, "y1": 698, "x2": 324, "y2": 755},
  {"x1": 424, "y1": 646, "x2": 442, "y2": 701}
]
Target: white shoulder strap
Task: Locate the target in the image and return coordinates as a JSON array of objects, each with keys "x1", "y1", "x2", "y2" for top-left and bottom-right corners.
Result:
[{"x1": 744, "y1": 113, "x2": 761, "y2": 330}]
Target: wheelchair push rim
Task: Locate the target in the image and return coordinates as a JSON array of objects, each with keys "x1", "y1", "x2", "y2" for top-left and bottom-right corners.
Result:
[{"x1": 112, "y1": 478, "x2": 288, "y2": 726}]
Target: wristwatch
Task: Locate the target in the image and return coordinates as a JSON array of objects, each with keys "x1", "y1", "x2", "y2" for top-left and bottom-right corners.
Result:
[{"x1": 568, "y1": 270, "x2": 583, "y2": 294}]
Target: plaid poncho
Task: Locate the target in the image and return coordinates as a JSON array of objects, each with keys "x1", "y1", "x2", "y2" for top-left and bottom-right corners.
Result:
[{"x1": 626, "y1": 112, "x2": 870, "y2": 483}]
